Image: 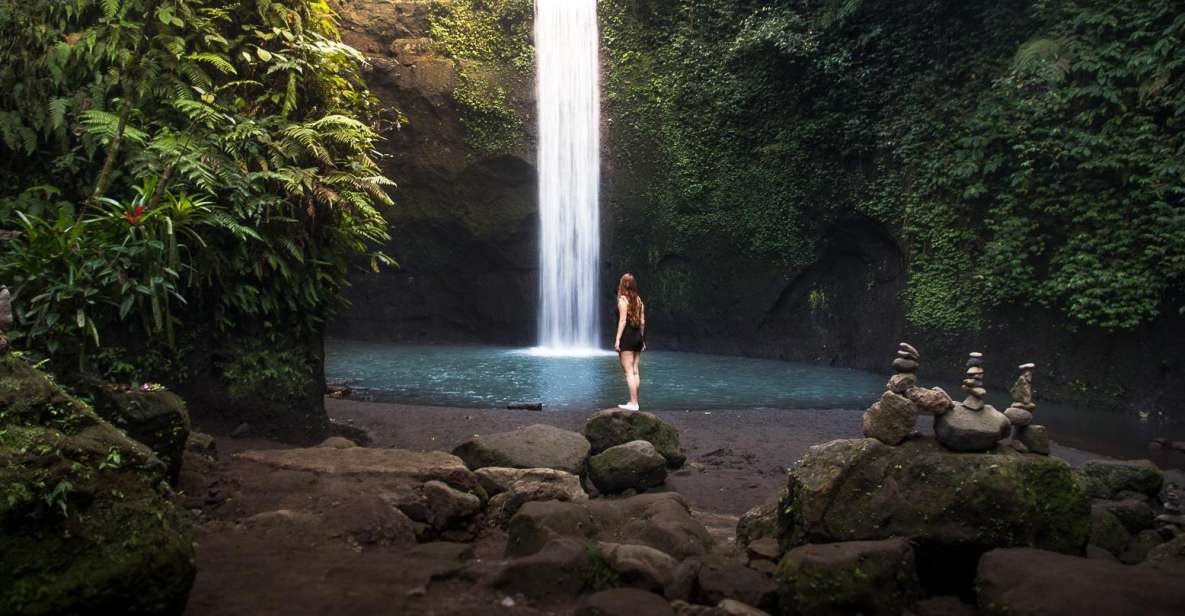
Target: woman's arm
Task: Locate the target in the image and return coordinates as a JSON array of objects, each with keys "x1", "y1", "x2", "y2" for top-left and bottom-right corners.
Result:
[
  {"x1": 614, "y1": 296, "x2": 628, "y2": 352},
  {"x1": 640, "y1": 300, "x2": 646, "y2": 350}
]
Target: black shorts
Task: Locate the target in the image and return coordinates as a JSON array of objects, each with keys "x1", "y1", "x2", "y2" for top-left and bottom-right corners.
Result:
[{"x1": 620, "y1": 325, "x2": 644, "y2": 352}]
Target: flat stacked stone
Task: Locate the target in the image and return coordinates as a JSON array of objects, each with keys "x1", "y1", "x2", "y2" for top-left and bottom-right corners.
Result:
[
  {"x1": 1006, "y1": 363, "x2": 1050, "y2": 455},
  {"x1": 862, "y1": 343, "x2": 922, "y2": 445},
  {"x1": 0, "y1": 286, "x2": 11, "y2": 353},
  {"x1": 933, "y1": 352, "x2": 1011, "y2": 452}
]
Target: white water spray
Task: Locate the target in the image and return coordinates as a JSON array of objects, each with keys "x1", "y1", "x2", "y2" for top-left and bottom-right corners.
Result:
[{"x1": 535, "y1": 0, "x2": 601, "y2": 353}]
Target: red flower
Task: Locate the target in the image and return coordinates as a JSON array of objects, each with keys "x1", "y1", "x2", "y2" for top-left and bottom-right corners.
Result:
[{"x1": 125, "y1": 205, "x2": 145, "y2": 225}]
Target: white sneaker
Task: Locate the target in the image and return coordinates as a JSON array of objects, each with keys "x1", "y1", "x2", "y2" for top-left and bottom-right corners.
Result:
[{"x1": 617, "y1": 403, "x2": 639, "y2": 411}]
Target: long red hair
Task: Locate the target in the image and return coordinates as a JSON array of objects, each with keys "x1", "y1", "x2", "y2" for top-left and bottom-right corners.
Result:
[{"x1": 617, "y1": 273, "x2": 643, "y2": 326}]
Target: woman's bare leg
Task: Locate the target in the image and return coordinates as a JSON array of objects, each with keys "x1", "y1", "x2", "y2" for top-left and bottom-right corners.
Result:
[
  {"x1": 630, "y1": 350, "x2": 642, "y2": 407},
  {"x1": 620, "y1": 351, "x2": 639, "y2": 406}
]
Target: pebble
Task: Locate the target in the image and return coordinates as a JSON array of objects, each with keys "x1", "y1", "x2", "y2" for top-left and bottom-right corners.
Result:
[
  {"x1": 963, "y1": 397, "x2": 985, "y2": 411},
  {"x1": 966, "y1": 357, "x2": 984, "y2": 367},
  {"x1": 969, "y1": 352, "x2": 984, "y2": 358},
  {"x1": 969, "y1": 387, "x2": 987, "y2": 397},
  {"x1": 899, "y1": 342, "x2": 920, "y2": 356},
  {"x1": 1018, "y1": 362, "x2": 1036, "y2": 370},
  {"x1": 965, "y1": 367, "x2": 984, "y2": 376}
]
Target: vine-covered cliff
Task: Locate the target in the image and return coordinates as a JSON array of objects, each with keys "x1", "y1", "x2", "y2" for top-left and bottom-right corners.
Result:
[{"x1": 600, "y1": 0, "x2": 1185, "y2": 408}]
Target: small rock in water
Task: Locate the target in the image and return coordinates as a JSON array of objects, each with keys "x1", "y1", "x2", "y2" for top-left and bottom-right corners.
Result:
[{"x1": 891, "y1": 358, "x2": 919, "y2": 373}]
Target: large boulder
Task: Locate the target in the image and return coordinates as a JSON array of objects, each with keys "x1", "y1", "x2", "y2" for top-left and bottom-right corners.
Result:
[
  {"x1": 585, "y1": 409, "x2": 686, "y2": 468},
  {"x1": 779, "y1": 438, "x2": 1089, "y2": 554},
  {"x1": 696, "y1": 558, "x2": 778, "y2": 610},
  {"x1": 1081, "y1": 459, "x2": 1164, "y2": 499},
  {"x1": 933, "y1": 403, "x2": 1011, "y2": 452},
  {"x1": 507, "y1": 492, "x2": 713, "y2": 560},
  {"x1": 976, "y1": 548, "x2": 1185, "y2": 615},
  {"x1": 1088, "y1": 505, "x2": 1131, "y2": 556},
  {"x1": 235, "y1": 446, "x2": 480, "y2": 493},
  {"x1": 737, "y1": 488, "x2": 786, "y2": 547},
  {"x1": 0, "y1": 355, "x2": 195, "y2": 615},
  {"x1": 862, "y1": 392, "x2": 918, "y2": 446},
  {"x1": 589, "y1": 440, "x2": 669, "y2": 494},
  {"x1": 452, "y1": 424, "x2": 591, "y2": 475},
  {"x1": 86, "y1": 384, "x2": 191, "y2": 483},
  {"x1": 486, "y1": 468, "x2": 588, "y2": 525},
  {"x1": 576, "y1": 588, "x2": 676, "y2": 616},
  {"x1": 598, "y1": 542, "x2": 679, "y2": 592},
  {"x1": 775, "y1": 538, "x2": 923, "y2": 616}
]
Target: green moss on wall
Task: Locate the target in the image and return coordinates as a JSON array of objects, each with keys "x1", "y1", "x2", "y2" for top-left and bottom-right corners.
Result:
[
  {"x1": 601, "y1": 0, "x2": 1185, "y2": 331},
  {"x1": 428, "y1": 0, "x2": 534, "y2": 155}
]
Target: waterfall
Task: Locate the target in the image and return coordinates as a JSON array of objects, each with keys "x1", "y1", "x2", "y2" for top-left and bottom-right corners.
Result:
[{"x1": 535, "y1": 0, "x2": 601, "y2": 353}]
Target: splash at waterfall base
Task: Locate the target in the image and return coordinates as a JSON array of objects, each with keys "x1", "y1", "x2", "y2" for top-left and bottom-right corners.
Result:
[{"x1": 179, "y1": 378, "x2": 1185, "y2": 615}]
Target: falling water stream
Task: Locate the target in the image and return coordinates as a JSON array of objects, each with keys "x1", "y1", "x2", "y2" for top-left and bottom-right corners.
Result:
[{"x1": 535, "y1": 0, "x2": 601, "y2": 353}]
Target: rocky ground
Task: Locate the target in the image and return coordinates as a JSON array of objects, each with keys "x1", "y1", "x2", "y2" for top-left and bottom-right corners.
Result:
[{"x1": 177, "y1": 399, "x2": 1185, "y2": 616}]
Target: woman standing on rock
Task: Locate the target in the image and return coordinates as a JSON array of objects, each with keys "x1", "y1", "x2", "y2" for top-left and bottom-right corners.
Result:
[{"x1": 614, "y1": 273, "x2": 646, "y2": 410}]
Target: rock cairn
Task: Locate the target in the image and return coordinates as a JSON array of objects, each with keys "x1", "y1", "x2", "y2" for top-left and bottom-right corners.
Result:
[
  {"x1": 862, "y1": 343, "x2": 923, "y2": 446},
  {"x1": 0, "y1": 286, "x2": 11, "y2": 354},
  {"x1": 933, "y1": 352, "x2": 1011, "y2": 452},
  {"x1": 1006, "y1": 363, "x2": 1050, "y2": 455}
]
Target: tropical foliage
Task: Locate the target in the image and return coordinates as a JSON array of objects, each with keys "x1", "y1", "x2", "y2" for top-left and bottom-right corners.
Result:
[
  {"x1": 602, "y1": 0, "x2": 1185, "y2": 330},
  {"x1": 0, "y1": 0, "x2": 395, "y2": 370}
]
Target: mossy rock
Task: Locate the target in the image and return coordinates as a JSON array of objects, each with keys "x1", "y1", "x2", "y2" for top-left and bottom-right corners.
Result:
[
  {"x1": 775, "y1": 538, "x2": 923, "y2": 616},
  {"x1": 1088, "y1": 505, "x2": 1131, "y2": 556},
  {"x1": 80, "y1": 380, "x2": 191, "y2": 484},
  {"x1": 584, "y1": 409, "x2": 686, "y2": 468},
  {"x1": 587, "y1": 440, "x2": 668, "y2": 494},
  {"x1": 0, "y1": 355, "x2": 195, "y2": 615},
  {"x1": 1080, "y1": 460, "x2": 1164, "y2": 499},
  {"x1": 778, "y1": 437, "x2": 1090, "y2": 556}
]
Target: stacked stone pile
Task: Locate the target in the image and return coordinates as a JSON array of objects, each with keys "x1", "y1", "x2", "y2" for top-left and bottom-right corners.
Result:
[
  {"x1": 861, "y1": 342, "x2": 924, "y2": 445},
  {"x1": 1006, "y1": 363, "x2": 1050, "y2": 455},
  {"x1": 933, "y1": 352, "x2": 1011, "y2": 452},
  {"x1": 0, "y1": 286, "x2": 11, "y2": 353}
]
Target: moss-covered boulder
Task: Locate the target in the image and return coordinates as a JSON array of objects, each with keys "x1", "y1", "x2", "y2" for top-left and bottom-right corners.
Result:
[
  {"x1": 588, "y1": 440, "x2": 668, "y2": 494},
  {"x1": 584, "y1": 409, "x2": 686, "y2": 468},
  {"x1": 0, "y1": 355, "x2": 195, "y2": 615},
  {"x1": 777, "y1": 437, "x2": 1089, "y2": 595},
  {"x1": 1080, "y1": 459, "x2": 1164, "y2": 499},
  {"x1": 80, "y1": 380, "x2": 190, "y2": 484},
  {"x1": 775, "y1": 538, "x2": 923, "y2": 616}
]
